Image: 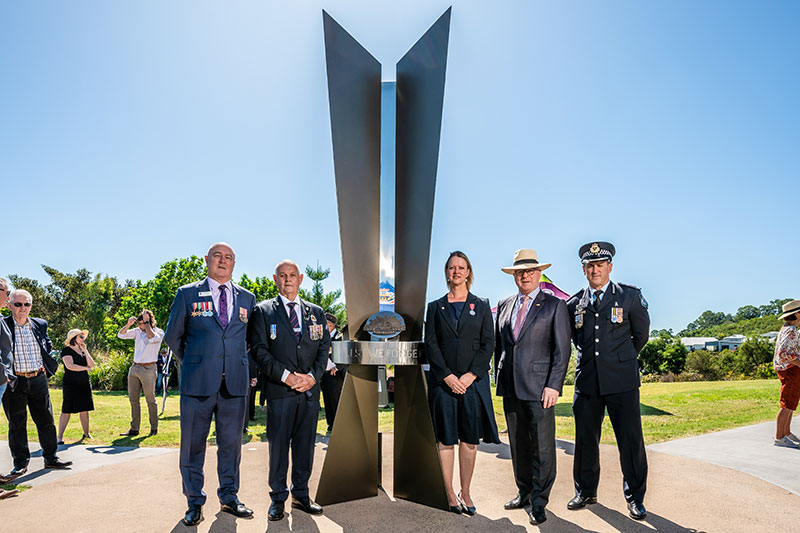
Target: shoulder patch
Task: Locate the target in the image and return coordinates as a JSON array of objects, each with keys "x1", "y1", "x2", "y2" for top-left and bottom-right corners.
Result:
[{"x1": 640, "y1": 292, "x2": 648, "y2": 309}]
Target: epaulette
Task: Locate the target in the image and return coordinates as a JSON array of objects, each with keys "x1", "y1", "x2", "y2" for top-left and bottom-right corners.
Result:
[
  {"x1": 567, "y1": 289, "x2": 583, "y2": 303},
  {"x1": 619, "y1": 283, "x2": 641, "y2": 291}
]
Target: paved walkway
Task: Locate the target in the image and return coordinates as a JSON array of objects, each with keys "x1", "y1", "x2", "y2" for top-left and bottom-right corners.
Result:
[
  {"x1": 648, "y1": 418, "x2": 800, "y2": 496},
  {"x1": 1, "y1": 428, "x2": 798, "y2": 532}
]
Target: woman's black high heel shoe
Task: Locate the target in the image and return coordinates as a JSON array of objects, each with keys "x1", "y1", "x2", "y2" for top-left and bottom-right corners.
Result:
[{"x1": 458, "y1": 492, "x2": 476, "y2": 516}]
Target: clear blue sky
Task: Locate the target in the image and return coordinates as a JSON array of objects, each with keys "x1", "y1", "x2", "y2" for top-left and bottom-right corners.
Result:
[{"x1": 2, "y1": 1, "x2": 798, "y2": 332}]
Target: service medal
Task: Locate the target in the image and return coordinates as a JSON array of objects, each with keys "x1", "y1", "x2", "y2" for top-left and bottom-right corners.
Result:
[
  {"x1": 611, "y1": 307, "x2": 623, "y2": 323},
  {"x1": 270, "y1": 324, "x2": 276, "y2": 340},
  {"x1": 575, "y1": 311, "x2": 584, "y2": 329},
  {"x1": 310, "y1": 314, "x2": 317, "y2": 323},
  {"x1": 239, "y1": 307, "x2": 248, "y2": 323},
  {"x1": 469, "y1": 303, "x2": 476, "y2": 316}
]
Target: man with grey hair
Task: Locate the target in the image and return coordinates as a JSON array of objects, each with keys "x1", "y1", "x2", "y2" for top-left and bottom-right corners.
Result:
[
  {"x1": 0, "y1": 278, "x2": 21, "y2": 494},
  {"x1": 2, "y1": 288, "x2": 72, "y2": 476},
  {"x1": 248, "y1": 259, "x2": 331, "y2": 521}
]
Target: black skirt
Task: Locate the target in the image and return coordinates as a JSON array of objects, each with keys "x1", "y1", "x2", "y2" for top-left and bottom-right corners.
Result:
[{"x1": 429, "y1": 377, "x2": 499, "y2": 446}]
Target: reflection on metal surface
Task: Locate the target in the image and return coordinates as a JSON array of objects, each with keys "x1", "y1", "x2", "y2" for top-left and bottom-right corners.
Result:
[
  {"x1": 395, "y1": 8, "x2": 451, "y2": 342},
  {"x1": 315, "y1": 365, "x2": 379, "y2": 505},
  {"x1": 323, "y1": 10, "x2": 381, "y2": 340},
  {"x1": 332, "y1": 340, "x2": 423, "y2": 365},
  {"x1": 394, "y1": 365, "x2": 449, "y2": 510}
]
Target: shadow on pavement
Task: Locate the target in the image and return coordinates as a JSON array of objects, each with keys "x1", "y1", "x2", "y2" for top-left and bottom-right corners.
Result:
[
  {"x1": 590, "y1": 503, "x2": 699, "y2": 532},
  {"x1": 640, "y1": 404, "x2": 672, "y2": 416}
]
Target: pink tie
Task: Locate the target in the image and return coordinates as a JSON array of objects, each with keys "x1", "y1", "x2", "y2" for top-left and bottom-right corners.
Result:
[{"x1": 513, "y1": 295, "x2": 529, "y2": 340}]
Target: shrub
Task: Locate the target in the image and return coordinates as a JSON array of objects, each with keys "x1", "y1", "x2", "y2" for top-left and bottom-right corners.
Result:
[
  {"x1": 754, "y1": 362, "x2": 777, "y2": 379},
  {"x1": 89, "y1": 350, "x2": 133, "y2": 391},
  {"x1": 564, "y1": 350, "x2": 577, "y2": 386},
  {"x1": 685, "y1": 350, "x2": 725, "y2": 380}
]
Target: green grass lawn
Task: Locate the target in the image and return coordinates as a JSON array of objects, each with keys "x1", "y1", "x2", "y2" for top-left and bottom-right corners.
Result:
[{"x1": 0, "y1": 380, "x2": 780, "y2": 448}]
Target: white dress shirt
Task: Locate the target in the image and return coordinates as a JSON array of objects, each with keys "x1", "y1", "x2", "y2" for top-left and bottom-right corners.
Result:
[
  {"x1": 207, "y1": 277, "x2": 234, "y2": 323},
  {"x1": 118, "y1": 327, "x2": 165, "y2": 363},
  {"x1": 278, "y1": 294, "x2": 309, "y2": 383},
  {"x1": 510, "y1": 287, "x2": 540, "y2": 329}
]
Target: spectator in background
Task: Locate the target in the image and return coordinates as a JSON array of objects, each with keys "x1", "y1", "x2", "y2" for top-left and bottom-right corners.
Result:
[
  {"x1": 0, "y1": 278, "x2": 21, "y2": 497},
  {"x1": 117, "y1": 309, "x2": 164, "y2": 437},
  {"x1": 320, "y1": 312, "x2": 345, "y2": 432},
  {"x1": 773, "y1": 300, "x2": 800, "y2": 448},
  {"x1": 156, "y1": 348, "x2": 168, "y2": 395},
  {"x1": 2, "y1": 289, "x2": 72, "y2": 475},
  {"x1": 57, "y1": 329, "x2": 96, "y2": 443}
]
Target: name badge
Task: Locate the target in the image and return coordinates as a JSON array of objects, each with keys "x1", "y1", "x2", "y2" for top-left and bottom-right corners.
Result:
[{"x1": 198, "y1": 291, "x2": 212, "y2": 297}]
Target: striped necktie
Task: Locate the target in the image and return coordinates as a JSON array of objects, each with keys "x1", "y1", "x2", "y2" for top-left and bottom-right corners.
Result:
[{"x1": 288, "y1": 302, "x2": 301, "y2": 341}]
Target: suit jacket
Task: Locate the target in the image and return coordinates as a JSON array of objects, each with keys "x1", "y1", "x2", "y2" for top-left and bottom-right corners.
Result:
[
  {"x1": 247, "y1": 296, "x2": 331, "y2": 401},
  {"x1": 164, "y1": 279, "x2": 256, "y2": 397},
  {"x1": 0, "y1": 319, "x2": 13, "y2": 384},
  {"x1": 566, "y1": 281, "x2": 650, "y2": 396},
  {"x1": 494, "y1": 290, "x2": 571, "y2": 402},
  {"x1": 424, "y1": 293, "x2": 494, "y2": 384},
  {"x1": 3, "y1": 315, "x2": 58, "y2": 378}
]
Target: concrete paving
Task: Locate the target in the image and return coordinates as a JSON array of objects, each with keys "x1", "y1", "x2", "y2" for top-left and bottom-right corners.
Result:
[
  {"x1": 0, "y1": 432, "x2": 798, "y2": 532},
  {"x1": 0, "y1": 440, "x2": 175, "y2": 487},
  {"x1": 647, "y1": 417, "x2": 800, "y2": 496}
]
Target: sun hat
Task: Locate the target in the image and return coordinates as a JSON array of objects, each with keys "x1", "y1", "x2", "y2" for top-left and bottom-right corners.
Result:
[
  {"x1": 64, "y1": 328, "x2": 89, "y2": 346},
  {"x1": 501, "y1": 249, "x2": 551, "y2": 274}
]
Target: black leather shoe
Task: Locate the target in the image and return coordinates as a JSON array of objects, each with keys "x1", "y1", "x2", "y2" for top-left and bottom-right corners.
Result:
[
  {"x1": 292, "y1": 496, "x2": 323, "y2": 515},
  {"x1": 528, "y1": 506, "x2": 547, "y2": 525},
  {"x1": 119, "y1": 430, "x2": 139, "y2": 436},
  {"x1": 567, "y1": 494, "x2": 597, "y2": 510},
  {"x1": 44, "y1": 459, "x2": 73, "y2": 469},
  {"x1": 9, "y1": 465, "x2": 27, "y2": 477},
  {"x1": 458, "y1": 493, "x2": 476, "y2": 516},
  {"x1": 183, "y1": 504, "x2": 203, "y2": 526},
  {"x1": 628, "y1": 501, "x2": 647, "y2": 520},
  {"x1": 504, "y1": 493, "x2": 530, "y2": 510},
  {"x1": 268, "y1": 501, "x2": 285, "y2": 521},
  {"x1": 220, "y1": 498, "x2": 253, "y2": 518},
  {"x1": 148, "y1": 429, "x2": 158, "y2": 436}
]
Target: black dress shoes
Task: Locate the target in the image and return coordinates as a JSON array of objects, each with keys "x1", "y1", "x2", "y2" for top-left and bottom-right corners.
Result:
[
  {"x1": 567, "y1": 494, "x2": 597, "y2": 510},
  {"x1": 628, "y1": 501, "x2": 647, "y2": 520},
  {"x1": 220, "y1": 498, "x2": 253, "y2": 518},
  {"x1": 148, "y1": 429, "x2": 158, "y2": 436},
  {"x1": 292, "y1": 496, "x2": 323, "y2": 515},
  {"x1": 44, "y1": 459, "x2": 73, "y2": 469},
  {"x1": 528, "y1": 506, "x2": 547, "y2": 525},
  {"x1": 504, "y1": 493, "x2": 530, "y2": 510},
  {"x1": 268, "y1": 501, "x2": 285, "y2": 521},
  {"x1": 183, "y1": 504, "x2": 203, "y2": 526},
  {"x1": 9, "y1": 465, "x2": 27, "y2": 477},
  {"x1": 119, "y1": 430, "x2": 139, "y2": 437}
]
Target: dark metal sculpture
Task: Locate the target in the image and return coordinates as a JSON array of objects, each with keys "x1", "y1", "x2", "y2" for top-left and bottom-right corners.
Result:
[{"x1": 315, "y1": 8, "x2": 452, "y2": 511}]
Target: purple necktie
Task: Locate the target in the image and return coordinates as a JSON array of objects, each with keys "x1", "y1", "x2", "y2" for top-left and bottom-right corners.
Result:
[
  {"x1": 288, "y1": 302, "x2": 301, "y2": 342},
  {"x1": 219, "y1": 285, "x2": 228, "y2": 328},
  {"x1": 513, "y1": 294, "x2": 529, "y2": 340}
]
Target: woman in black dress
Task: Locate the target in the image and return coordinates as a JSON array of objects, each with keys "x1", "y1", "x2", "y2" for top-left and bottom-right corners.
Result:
[
  {"x1": 425, "y1": 251, "x2": 499, "y2": 514},
  {"x1": 57, "y1": 328, "x2": 96, "y2": 443}
]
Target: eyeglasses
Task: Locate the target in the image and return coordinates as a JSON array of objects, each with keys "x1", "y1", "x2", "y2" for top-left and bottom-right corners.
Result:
[
  {"x1": 513, "y1": 269, "x2": 540, "y2": 278},
  {"x1": 78, "y1": 335, "x2": 85, "y2": 339},
  {"x1": 12, "y1": 302, "x2": 32, "y2": 308}
]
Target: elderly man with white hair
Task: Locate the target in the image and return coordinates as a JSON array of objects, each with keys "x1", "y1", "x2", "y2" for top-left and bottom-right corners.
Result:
[{"x1": 2, "y1": 287, "x2": 72, "y2": 476}]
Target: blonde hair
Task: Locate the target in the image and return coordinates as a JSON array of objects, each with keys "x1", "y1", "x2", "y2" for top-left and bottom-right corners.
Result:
[{"x1": 445, "y1": 250, "x2": 474, "y2": 291}]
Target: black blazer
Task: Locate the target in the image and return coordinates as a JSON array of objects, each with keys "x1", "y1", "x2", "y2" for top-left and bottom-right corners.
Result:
[
  {"x1": 424, "y1": 293, "x2": 494, "y2": 384},
  {"x1": 566, "y1": 281, "x2": 650, "y2": 396},
  {"x1": 494, "y1": 290, "x2": 572, "y2": 402},
  {"x1": 247, "y1": 296, "x2": 331, "y2": 401},
  {"x1": 0, "y1": 320, "x2": 13, "y2": 384},
  {"x1": 4, "y1": 315, "x2": 58, "y2": 377}
]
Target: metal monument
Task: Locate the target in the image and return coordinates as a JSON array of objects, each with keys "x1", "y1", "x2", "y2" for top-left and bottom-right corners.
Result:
[{"x1": 315, "y1": 8, "x2": 451, "y2": 509}]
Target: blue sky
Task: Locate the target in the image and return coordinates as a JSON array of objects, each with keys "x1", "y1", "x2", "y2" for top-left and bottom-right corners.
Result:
[{"x1": 2, "y1": 1, "x2": 798, "y2": 332}]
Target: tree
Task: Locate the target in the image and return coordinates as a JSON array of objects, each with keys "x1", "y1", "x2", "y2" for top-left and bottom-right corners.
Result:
[
  {"x1": 638, "y1": 337, "x2": 669, "y2": 375},
  {"x1": 735, "y1": 305, "x2": 760, "y2": 321},
  {"x1": 299, "y1": 262, "x2": 346, "y2": 327},
  {"x1": 650, "y1": 328, "x2": 674, "y2": 339},
  {"x1": 731, "y1": 337, "x2": 774, "y2": 375},
  {"x1": 105, "y1": 256, "x2": 206, "y2": 350},
  {"x1": 660, "y1": 341, "x2": 688, "y2": 374},
  {"x1": 238, "y1": 274, "x2": 278, "y2": 302}
]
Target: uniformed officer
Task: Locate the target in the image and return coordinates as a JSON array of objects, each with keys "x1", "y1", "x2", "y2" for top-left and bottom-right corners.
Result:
[{"x1": 566, "y1": 242, "x2": 650, "y2": 520}]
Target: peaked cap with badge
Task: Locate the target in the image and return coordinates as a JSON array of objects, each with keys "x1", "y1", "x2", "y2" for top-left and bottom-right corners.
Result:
[{"x1": 579, "y1": 241, "x2": 615, "y2": 264}]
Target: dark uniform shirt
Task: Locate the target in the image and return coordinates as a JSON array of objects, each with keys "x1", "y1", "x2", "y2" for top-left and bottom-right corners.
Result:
[{"x1": 566, "y1": 282, "x2": 650, "y2": 396}]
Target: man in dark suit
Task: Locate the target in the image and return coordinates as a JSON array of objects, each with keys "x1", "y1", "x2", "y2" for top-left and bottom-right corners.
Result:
[
  {"x1": 165, "y1": 242, "x2": 257, "y2": 526},
  {"x1": 494, "y1": 249, "x2": 571, "y2": 526},
  {"x1": 566, "y1": 241, "x2": 650, "y2": 520},
  {"x1": 247, "y1": 260, "x2": 330, "y2": 521},
  {"x1": 2, "y1": 288, "x2": 71, "y2": 476},
  {"x1": 320, "y1": 312, "x2": 344, "y2": 432}
]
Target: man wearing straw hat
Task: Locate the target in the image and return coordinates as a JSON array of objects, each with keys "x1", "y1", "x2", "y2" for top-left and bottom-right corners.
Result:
[
  {"x1": 773, "y1": 299, "x2": 800, "y2": 449},
  {"x1": 566, "y1": 241, "x2": 650, "y2": 520},
  {"x1": 494, "y1": 249, "x2": 571, "y2": 525}
]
